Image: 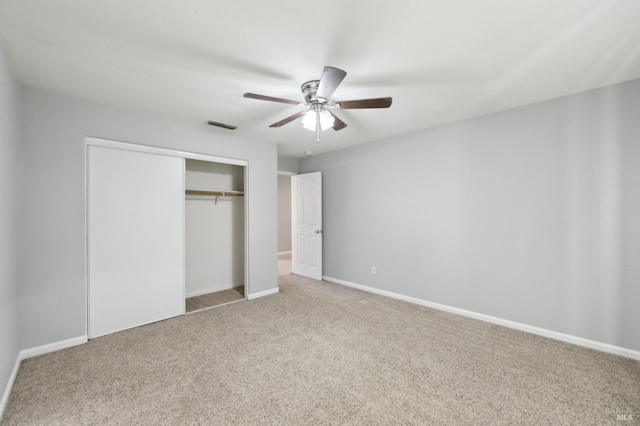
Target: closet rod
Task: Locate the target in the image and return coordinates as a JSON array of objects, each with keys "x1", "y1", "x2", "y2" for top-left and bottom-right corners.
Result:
[{"x1": 185, "y1": 189, "x2": 244, "y2": 197}]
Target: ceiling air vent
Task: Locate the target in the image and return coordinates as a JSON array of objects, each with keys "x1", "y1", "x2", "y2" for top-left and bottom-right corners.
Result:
[{"x1": 207, "y1": 120, "x2": 237, "y2": 130}]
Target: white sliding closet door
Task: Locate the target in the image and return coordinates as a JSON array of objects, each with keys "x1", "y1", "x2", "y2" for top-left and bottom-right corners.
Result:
[{"x1": 88, "y1": 145, "x2": 185, "y2": 338}]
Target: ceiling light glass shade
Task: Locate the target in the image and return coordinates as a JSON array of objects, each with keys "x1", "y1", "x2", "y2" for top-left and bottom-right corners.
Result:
[
  {"x1": 302, "y1": 108, "x2": 335, "y2": 131},
  {"x1": 319, "y1": 109, "x2": 335, "y2": 130},
  {"x1": 302, "y1": 110, "x2": 316, "y2": 130}
]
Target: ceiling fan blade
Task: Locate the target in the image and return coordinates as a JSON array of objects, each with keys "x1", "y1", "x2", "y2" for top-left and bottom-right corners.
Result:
[
  {"x1": 338, "y1": 97, "x2": 392, "y2": 109},
  {"x1": 243, "y1": 93, "x2": 303, "y2": 105},
  {"x1": 328, "y1": 111, "x2": 347, "y2": 131},
  {"x1": 316, "y1": 66, "x2": 347, "y2": 100},
  {"x1": 269, "y1": 111, "x2": 306, "y2": 128}
]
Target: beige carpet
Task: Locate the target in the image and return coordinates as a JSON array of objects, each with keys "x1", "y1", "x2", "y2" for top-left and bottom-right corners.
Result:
[{"x1": 2, "y1": 253, "x2": 638, "y2": 425}]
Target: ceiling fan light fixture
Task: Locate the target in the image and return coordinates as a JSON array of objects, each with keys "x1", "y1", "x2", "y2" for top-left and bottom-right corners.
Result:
[
  {"x1": 319, "y1": 109, "x2": 335, "y2": 130},
  {"x1": 302, "y1": 109, "x2": 316, "y2": 131},
  {"x1": 302, "y1": 108, "x2": 334, "y2": 131}
]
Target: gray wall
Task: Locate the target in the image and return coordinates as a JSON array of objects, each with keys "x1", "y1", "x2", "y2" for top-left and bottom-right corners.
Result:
[
  {"x1": 277, "y1": 156, "x2": 297, "y2": 253},
  {"x1": 277, "y1": 156, "x2": 299, "y2": 174},
  {"x1": 19, "y1": 87, "x2": 278, "y2": 350},
  {"x1": 0, "y1": 46, "x2": 20, "y2": 407},
  {"x1": 278, "y1": 175, "x2": 292, "y2": 252},
  {"x1": 300, "y1": 78, "x2": 640, "y2": 352}
]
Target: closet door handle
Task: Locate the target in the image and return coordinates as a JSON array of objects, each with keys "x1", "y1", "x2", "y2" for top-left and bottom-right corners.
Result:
[{"x1": 315, "y1": 229, "x2": 322, "y2": 234}]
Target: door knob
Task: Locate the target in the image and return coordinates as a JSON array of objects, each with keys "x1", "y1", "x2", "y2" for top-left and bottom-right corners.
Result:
[{"x1": 315, "y1": 229, "x2": 323, "y2": 234}]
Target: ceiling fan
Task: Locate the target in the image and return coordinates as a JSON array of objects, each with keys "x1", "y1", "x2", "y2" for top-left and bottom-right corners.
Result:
[{"x1": 243, "y1": 66, "x2": 392, "y2": 142}]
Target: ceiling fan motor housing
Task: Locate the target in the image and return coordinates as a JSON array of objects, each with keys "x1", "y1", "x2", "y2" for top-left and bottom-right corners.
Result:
[{"x1": 301, "y1": 80, "x2": 322, "y2": 104}]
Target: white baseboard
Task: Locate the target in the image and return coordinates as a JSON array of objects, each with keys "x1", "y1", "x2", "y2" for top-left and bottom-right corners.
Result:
[
  {"x1": 0, "y1": 354, "x2": 21, "y2": 420},
  {"x1": 2, "y1": 335, "x2": 88, "y2": 420},
  {"x1": 323, "y1": 276, "x2": 640, "y2": 361},
  {"x1": 247, "y1": 287, "x2": 279, "y2": 300},
  {"x1": 20, "y1": 335, "x2": 88, "y2": 360},
  {"x1": 278, "y1": 251, "x2": 292, "y2": 255},
  {"x1": 186, "y1": 283, "x2": 244, "y2": 298}
]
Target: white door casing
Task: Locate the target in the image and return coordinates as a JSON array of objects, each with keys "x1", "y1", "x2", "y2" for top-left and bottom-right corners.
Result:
[
  {"x1": 291, "y1": 172, "x2": 322, "y2": 280},
  {"x1": 88, "y1": 145, "x2": 185, "y2": 338}
]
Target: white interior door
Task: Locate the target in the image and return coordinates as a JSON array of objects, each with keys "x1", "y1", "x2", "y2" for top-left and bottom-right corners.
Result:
[
  {"x1": 291, "y1": 172, "x2": 322, "y2": 280},
  {"x1": 88, "y1": 145, "x2": 185, "y2": 338}
]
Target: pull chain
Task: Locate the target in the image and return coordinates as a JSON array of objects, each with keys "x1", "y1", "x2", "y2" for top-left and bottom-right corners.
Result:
[{"x1": 315, "y1": 108, "x2": 320, "y2": 142}]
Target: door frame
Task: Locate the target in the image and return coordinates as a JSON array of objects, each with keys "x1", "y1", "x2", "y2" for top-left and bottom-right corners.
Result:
[
  {"x1": 84, "y1": 137, "x2": 250, "y2": 337},
  {"x1": 277, "y1": 170, "x2": 297, "y2": 256}
]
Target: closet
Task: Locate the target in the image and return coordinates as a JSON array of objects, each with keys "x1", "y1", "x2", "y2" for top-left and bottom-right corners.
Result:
[
  {"x1": 87, "y1": 138, "x2": 248, "y2": 338},
  {"x1": 184, "y1": 159, "x2": 245, "y2": 312}
]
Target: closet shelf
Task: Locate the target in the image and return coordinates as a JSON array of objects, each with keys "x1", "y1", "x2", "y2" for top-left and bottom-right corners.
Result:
[{"x1": 185, "y1": 189, "x2": 244, "y2": 197}]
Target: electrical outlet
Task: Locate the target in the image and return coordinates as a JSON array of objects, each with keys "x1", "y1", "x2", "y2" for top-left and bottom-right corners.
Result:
[{"x1": 371, "y1": 266, "x2": 377, "y2": 275}]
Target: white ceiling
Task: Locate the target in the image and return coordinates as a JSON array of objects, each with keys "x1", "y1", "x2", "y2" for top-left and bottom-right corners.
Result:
[{"x1": 1, "y1": 1, "x2": 640, "y2": 158}]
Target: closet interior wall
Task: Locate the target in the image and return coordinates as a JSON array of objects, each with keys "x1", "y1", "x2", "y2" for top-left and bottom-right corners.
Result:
[{"x1": 185, "y1": 159, "x2": 245, "y2": 299}]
